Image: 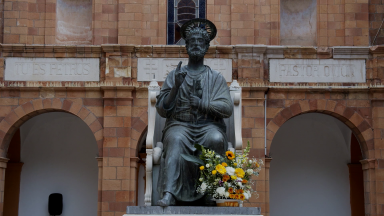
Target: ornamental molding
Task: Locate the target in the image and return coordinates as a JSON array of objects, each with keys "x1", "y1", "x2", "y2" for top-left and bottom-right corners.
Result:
[{"x1": 333, "y1": 46, "x2": 370, "y2": 59}]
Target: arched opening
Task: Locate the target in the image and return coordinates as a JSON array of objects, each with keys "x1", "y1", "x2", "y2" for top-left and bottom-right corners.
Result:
[
  {"x1": 3, "y1": 112, "x2": 98, "y2": 216},
  {"x1": 269, "y1": 113, "x2": 365, "y2": 216}
]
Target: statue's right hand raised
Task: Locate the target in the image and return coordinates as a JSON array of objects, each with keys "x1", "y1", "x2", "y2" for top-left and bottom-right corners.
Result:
[{"x1": 174, "y1": 61, "x2": 186, "y2": 88}]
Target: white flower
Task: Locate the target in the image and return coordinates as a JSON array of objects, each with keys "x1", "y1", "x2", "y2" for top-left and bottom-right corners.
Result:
[
  {"x1": 201, "y1": 182, "x2": 207, "y2": 191},
  {"x1": 244, "y1": 192, "x2": 249, "y2": 200},
  {"x1": 216, "y1": 155, "x2": 221, "y2": 158},
  {"x1": 225, "y1": 192, "x2": 230, "y2": 198},
  {"x1": 246, "y1": 191, "x2": 251, "y2": 198},
  {"x1": 199, "y1": 178, "x2": 203, "y2": 182},
  {"x1": 249, "y1": 160, "x2": 253, "y2": 163},
  {"x1": 238, "y1": 182, "x2": 242, "y2": 187},
  {"x1": 206, "y1": 164, "x2": 210, "y2": 168},
  {"x1": 247, "y1": 169, "x2": 253, "y2": 175},
  {"x1": 216, "y1": 187, "x2": 226, "y2": 196},
  {"x1": 226, "y1": 167, "x2": 235, "y2": 175}
]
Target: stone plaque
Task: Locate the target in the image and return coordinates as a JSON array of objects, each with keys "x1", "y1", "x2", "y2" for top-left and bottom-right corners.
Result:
[
  {"x1": 5, "y1": 58, "x2": 100, "y2": 81},
  {"x1": 269, "y1": 59, "x2": 365, "y2": 83},
  {"x1": 137, "y1": 58, "x2": 232, "y2": 82}
]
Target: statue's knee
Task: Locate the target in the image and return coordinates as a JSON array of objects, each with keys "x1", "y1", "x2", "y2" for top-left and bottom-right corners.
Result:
[
  {"x1": 206, "y1": 131, "x2": 224, "y2": 144},
  {"x1": 166, "y1": 133, "x2": 184, "y2": 144}
]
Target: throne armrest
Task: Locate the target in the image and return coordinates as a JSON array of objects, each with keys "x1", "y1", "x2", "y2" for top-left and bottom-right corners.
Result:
[
  {"x1": 229, "y1": 80, "x2": 242, "y2": 154},
  {"x1": 145, "y1": 80, "x2": 160, "y2": 206}
]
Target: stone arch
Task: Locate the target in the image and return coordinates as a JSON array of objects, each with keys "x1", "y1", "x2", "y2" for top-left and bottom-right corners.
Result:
[
  {"x1": 131, "y1": 108, "x2": 148, "y2": 157},
  {"x1": 266, "y1": 99, "x2": 373, "y2": 159},
  {"x1": 0, "y1": 98, "x2": 103, "y2": 157}
]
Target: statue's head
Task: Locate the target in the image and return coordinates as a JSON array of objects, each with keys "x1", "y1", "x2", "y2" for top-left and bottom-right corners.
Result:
[{"x1": 181, "y1": 19, "x2": 217, "y2": 61}]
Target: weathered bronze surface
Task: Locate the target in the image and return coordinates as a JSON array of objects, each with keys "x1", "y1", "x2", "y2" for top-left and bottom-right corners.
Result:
[{"x1": 155, "y1": 19, "x2": 233, "y2": 206}]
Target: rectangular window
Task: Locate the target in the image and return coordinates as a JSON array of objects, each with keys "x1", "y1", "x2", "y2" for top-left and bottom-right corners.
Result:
[{"x1": 167, "y1": 0, "x2": 206, "y2": 45}]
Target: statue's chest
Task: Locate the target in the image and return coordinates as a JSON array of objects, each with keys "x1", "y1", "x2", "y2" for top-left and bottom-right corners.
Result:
[{"x1": 183, "y1": 73, "x2": 206, "y2": 99}]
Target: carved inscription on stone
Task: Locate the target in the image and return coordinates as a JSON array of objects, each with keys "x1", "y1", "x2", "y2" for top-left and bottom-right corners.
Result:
[
  {"x1": 5, "y1": 58, "x2": 100, "y2": 81},
  {"x1": 269, "y1": 59, "x2": 365, "y2": 83},
  {"x1": 137, "y1": 58, "x2": 232, "y2": 82}
]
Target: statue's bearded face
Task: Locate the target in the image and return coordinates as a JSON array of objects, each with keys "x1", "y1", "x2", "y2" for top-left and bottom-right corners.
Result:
[{"x1": 185, "y1": 30, "x2": 210, "y2": 61}]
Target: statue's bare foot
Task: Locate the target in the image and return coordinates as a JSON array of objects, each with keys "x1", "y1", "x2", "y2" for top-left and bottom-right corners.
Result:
[{"x1": 157, "y1": 192, "x2": 176, "y2": 206}]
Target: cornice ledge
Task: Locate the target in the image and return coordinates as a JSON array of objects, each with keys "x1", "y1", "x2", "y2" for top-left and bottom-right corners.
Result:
[
  {"x1": 165, "y1": 45, "x2": 182, "y2": 54},
  {"x1": 216, "y1": 45, "x2": 235, "y2": 54},
  {"x1": 101, "y1": 44, "x2": 135, "y2": 53},
  {"x1": 101, "y1": 44, "x2": 120, "y2": 53},
  {"x1": 333, "y1": 46, "x2": 370, "y2": 59},
  {"x1": 370, "y1": 45, "x2": 384, "y2": 54},
  {"x1": 234, "y1": 44, "x2": 254, "y2": 53},
  {"x1": 152, "y1": 45, "x2": 166, "y2": 54},
  {"x1": 266, "y1": 46, "x2": 287, "y2": 59},
  {"x1": 0, "y1": 44, "x2": 102, "y2": 54},
  {"x1": 135, "y1": 45, "x2": 153, "y2": 58}
]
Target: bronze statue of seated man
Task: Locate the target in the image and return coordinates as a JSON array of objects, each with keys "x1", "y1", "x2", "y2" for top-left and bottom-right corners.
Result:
[{"x1": 155, "y1": 19, "x2": 233, "y2": 206}]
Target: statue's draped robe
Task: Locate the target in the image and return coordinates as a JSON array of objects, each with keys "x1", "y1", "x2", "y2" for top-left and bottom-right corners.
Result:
[{"x1": 156, "y1": 65, "x2": 233, "y2": 202}]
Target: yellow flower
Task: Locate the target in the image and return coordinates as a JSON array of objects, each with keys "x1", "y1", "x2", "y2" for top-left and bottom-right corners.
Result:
[
  {"x1": 234, "y1": 194, "x2": 239, "y2": 199},
  {"x1": 234, "y1": 163, "x2": 238, "y2": 166},
  {"x1": 235, "y1": 168, "x2": 245, "y2": 178},
  {"x1": 239, "y1": 194, "x2": 245, "y2": 201},
  {"x1": 229, "y1": 194, "x2": 235, "y2": 199},
  {"x1": 228, "y1": 187, "x2": 234, "y2": 193},
  {"x1": 255, "y1": 162, "x2": 260, "y2": 168},
  {"x1": 212, "y1": 170, "x2": 217, "y2": 175},
  {"x1": 231, "y1": 175, "x2": 237, "y2": 180},
  {"x1": 215, "y1": 164, "x2": 226, "y2": 175},
  {"x1": 226, "y1": 151, "x2": 235, "y2": 160},
  {"x1": 221, "y1": 162, "x2": 228, "y2": 167},
  {"x1": 200, "y1": 166, "x2": 204, "y2": 170}
]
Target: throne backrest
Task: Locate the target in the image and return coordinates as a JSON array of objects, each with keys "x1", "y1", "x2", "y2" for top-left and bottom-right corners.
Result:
[{"x1": 144, "y1": 80, "x2": 242, "y2": 206}]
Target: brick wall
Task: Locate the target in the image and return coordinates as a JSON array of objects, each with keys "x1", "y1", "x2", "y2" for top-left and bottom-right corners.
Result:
[
  {"x1": 369, "y1": 0, "x2": 384, "y2": 45},
  {"x1": 0, "y1": 0, "x2": 374, "y2": 45},
  {"x1": 0, "y1": 44, "x2": 383, "y2": 216}
]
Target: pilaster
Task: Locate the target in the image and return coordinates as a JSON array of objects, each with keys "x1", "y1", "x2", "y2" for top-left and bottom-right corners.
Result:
[
  {"x1": 0, "y1": 157, "x2": 9, "y2": 216},
  {"x1": 361, "y1": 159, "x2": 377, "y2": 216}
]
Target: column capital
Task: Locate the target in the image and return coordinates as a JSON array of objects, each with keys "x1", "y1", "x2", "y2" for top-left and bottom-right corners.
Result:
[
  {"x1": 360, "y1": 159, "x2": 376, "y2": 170},
  {"x1": 96, "y1": 157, "x2": 103, "y2": 167},
  {"x1": 130, "y1": 157, "x2": 140, "y2": 168},
  {"x1": 265, "y1": 157, "x2": 272, "y2": 169},
  {"x1": 0, "y1": 157, "x2": 9, "y2": 169}
]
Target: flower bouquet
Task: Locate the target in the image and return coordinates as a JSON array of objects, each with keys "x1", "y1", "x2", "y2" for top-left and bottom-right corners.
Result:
[{"x1": 181, "y1": 142, "x2": 263, "y2": 207}]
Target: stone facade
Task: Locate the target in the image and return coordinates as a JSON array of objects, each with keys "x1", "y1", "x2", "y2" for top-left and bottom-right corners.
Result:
[
  {"x1": 0, "y1": 0, "x2": 382, "y2": 216},
  {"x1": 0, "y1": 44, "x2": 381, "y2": 216}
]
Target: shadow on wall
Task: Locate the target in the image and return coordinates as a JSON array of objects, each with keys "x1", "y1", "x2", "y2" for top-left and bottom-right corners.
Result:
[{"x1": 270, "y1": 113, "x2": 352, "y2": 216}]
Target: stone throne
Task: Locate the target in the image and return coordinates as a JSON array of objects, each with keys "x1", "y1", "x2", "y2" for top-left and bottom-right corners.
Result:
[{"x1": 144, "y1": 79, "x2": 243, "y2": 206}]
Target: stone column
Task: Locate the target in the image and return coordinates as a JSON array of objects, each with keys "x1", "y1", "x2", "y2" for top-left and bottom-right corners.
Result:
[
  {"x1": 0, "y1": 157, "x2": 9, "y2": 216},
  {"x1": 96, "y1": 157, "x2": 103, "y2": 216},
  {"x1": 264, "y1": 158, "x2": 272, "y2": 216},
  {"x1": 360, "y1": 159, "x2": 376, "y2": 216}
]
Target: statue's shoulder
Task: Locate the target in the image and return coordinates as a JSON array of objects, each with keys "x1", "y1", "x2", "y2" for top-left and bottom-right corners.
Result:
[{"x1": 206, "y1": 66, "x2": 224, "y2": 77}]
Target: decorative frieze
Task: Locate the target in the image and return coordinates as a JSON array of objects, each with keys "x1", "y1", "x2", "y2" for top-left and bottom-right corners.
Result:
[
  {"x1": 5, "y1": 58, "x2": 100, "y2": 81},
  {"x1": 137, "y1": 58, "x2": 232, "y2": 82},
  {"x1": 269, "y1": 59, "x2": 366, "y2": 83}
]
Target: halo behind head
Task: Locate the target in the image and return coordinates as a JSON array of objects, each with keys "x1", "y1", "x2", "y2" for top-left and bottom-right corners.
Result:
[{"x1": 180, "y1": 18, "x2": 217, "y2": 41}]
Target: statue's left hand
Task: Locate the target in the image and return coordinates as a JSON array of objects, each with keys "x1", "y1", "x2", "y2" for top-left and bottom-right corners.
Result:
[{"x1": 190, "y1": 94, "x2": 200, "y2": 108}]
